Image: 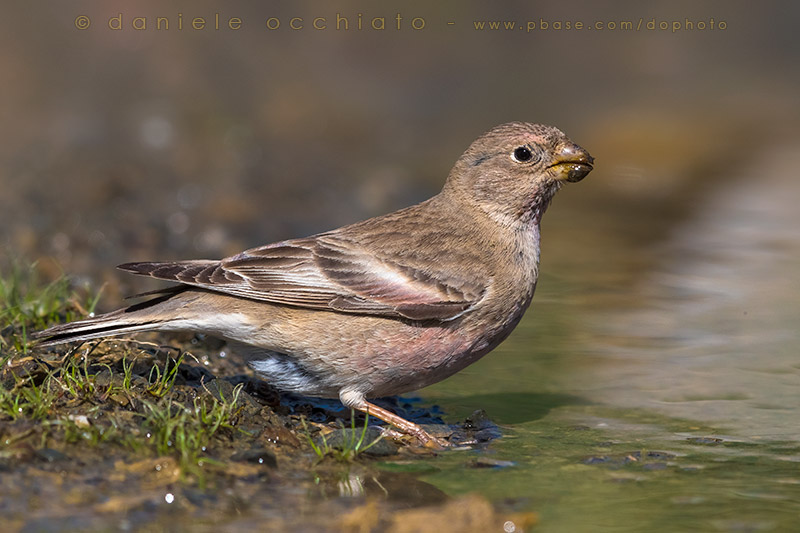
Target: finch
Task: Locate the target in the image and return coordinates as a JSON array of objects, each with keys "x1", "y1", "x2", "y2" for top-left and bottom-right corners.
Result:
[{"x1": 34, "y1": 122, "x2": 593, "y2": 446}]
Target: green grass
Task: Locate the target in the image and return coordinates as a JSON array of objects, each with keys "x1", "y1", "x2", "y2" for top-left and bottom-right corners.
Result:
[
  {"x1": 139, "y1": 383, "x2": 244, "y2": 471},
  {"x1": 302, "y1": 411, "x2": 383, "y2": 462},
  {"x1": 0, "y1": 375, "x2": 59, "y2": 421},
  {"x1": 146, "y1": 350, "x2": 185, "y2": 398},
  {"x1": 0, "y1": 353, "x2": 108, "y2": 422},
  {"x1": 1, "y1": 349, "x2": 245, "y2": 479},
  {"x1": 0, "y1": 349, "x2": 122, "y2": 422},
  {"x1": 0, "y1": 259, "x2": 102, "y2": 352},
  {"x1": 60, "y1": 412, "x2": 125, "y2": 447},
  {"x1": 0, "y1": 260, "x2": 251, "y2": 479},
  {"x1": 2, "y1": 352, "x2": 246, "y2": 473}
]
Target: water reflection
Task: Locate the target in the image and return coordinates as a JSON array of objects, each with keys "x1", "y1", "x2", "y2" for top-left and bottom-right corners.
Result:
[
  {"x1": 311, "y1": 468, "x2": 447, "y2": 504},
  {"x1": 579, "y1": 141, "x2": 800, "y2": 441}
]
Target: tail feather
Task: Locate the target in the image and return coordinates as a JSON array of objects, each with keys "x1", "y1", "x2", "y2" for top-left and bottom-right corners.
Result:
[
  {"x1": 32, "y1": 319, "x2": 165, "y2": 347},
  {"x1": 31, "y1": 291, "x2": 181, "y2": 347}
]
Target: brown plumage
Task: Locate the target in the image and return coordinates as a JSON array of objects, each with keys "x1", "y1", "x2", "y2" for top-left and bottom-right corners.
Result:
[{"x1": 34, "y1": 122, "x2": 593, "y2": 446}]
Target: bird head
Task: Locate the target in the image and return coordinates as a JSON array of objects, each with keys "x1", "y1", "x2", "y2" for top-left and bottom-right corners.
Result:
[{"x1": 444, "y1": 122, "x2": 593, "y2": 226}]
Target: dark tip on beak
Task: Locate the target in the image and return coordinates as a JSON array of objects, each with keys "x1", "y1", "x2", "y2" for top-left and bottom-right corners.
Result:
[{"x1": 549, "y1": 142, "x2": 594, "y2": 182}]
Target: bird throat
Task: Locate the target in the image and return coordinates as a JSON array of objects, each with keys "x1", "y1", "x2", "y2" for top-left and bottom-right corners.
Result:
[{"x1": 519, "y1": 181, "x2": 561, "y2": 225}]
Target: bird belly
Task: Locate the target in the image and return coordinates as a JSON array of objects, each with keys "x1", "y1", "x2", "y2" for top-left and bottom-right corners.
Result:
[{"x1": 242, "y1": 291, "x2": 533, "y2": 399}]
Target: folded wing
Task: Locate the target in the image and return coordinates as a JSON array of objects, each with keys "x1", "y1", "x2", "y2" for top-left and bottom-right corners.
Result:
[{"x1": 118, "y1": 235, "x2": 484, "y2": 321}]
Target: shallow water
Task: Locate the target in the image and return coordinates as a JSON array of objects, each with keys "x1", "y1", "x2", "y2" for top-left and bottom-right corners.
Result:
[{"x1": 410, "y1": 140, "x2": 800, "y2": 531}]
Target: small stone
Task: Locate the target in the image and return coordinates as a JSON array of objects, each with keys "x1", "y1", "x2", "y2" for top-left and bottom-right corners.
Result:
[
  {"x1": 68, "y1": 414, "x2": 91, "y2": 428},
  {"x1": 472, "y1": 457, "x2": 516, "y2": 468},
  {"x1": 463, "y1": 409, "x2": 492, "y2": 430},
  {"x1": 94, "y1": 369, "x2": 113, "y2": 388},
  {"x1": 109, "y1": 392, "x2": 131, "y2": 407},
  {"x1": 646, "y1": 451, "x2": 676, "y2": 460},
  {"x1": 36, "y1": 448, "x2": 69, "y2": 462},
  {"x1": 686, "y1": 437, "x2": 724, "y2": 445},
  {"x1": 230, "y1": 447, "x2": 278, "y2": 468},
  {"x1": 419, "y1": 424, "x2": 453, "y2": 439},
  {"x1": 473, "y1": 428, "x2": 500, "y2": 442}
]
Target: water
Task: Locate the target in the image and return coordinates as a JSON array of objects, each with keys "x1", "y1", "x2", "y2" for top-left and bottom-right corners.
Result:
[{"x1": 409, "y1": 140, "x2": 800, "y2": 531}]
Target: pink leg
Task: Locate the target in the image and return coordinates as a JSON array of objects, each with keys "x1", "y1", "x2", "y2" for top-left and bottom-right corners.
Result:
[{"x1": 340, "y1": 390, "x2": 449, "y2": 449}]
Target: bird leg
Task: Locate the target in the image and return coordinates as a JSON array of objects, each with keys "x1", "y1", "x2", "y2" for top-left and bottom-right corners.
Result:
[{"x1": 340, "y1": 390, "x2": 449, "y2": 449}]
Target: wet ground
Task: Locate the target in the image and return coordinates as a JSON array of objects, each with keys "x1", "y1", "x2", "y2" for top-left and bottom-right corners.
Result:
[{"x1": 1, "y1": 331, "x2": 519, "y2": 532}]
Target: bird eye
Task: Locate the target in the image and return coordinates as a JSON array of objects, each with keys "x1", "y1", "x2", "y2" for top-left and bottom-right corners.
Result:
[{"x1": 512, "y1": 146, "x2": 534, "y2": 163}]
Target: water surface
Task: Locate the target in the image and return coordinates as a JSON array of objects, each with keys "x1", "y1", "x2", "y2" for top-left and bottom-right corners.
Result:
[{"x1": 411, "y1": 139, "x2": 800, "y2": 532}]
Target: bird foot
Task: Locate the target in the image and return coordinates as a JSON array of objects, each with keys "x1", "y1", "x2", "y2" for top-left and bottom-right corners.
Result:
[
  {"x1": 379, "y1": 426, "x2": 450, "y2": 449},
  {"x1": 359, "y1": 400, "x2": 450, "y2": 449}
]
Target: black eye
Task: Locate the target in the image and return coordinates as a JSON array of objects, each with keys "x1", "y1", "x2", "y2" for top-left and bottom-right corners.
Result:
[{"x1": 512, "y1": 146, "x2": 533, "y2": 163}]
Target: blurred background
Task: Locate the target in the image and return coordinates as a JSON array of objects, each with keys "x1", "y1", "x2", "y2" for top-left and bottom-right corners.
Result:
[
  {"x1": 2, "y1": 0, "x2": 797, "y2": 299},
  {"x1": 1, "y1": 0, "x2": 800, "y2": 528},
  {"x1": 3, "y1": 0, "x2": 800, "y2": 423}
]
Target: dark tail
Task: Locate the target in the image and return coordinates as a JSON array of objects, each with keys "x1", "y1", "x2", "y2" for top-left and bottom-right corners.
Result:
[{"x1": 31, "y1": 289, "x2": 183, "y2": 347}]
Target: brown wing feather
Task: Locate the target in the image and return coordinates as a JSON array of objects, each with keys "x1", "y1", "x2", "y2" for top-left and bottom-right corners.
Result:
[{"x1": 118, "y1": 235, "x2": 484, "y2": 321}]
